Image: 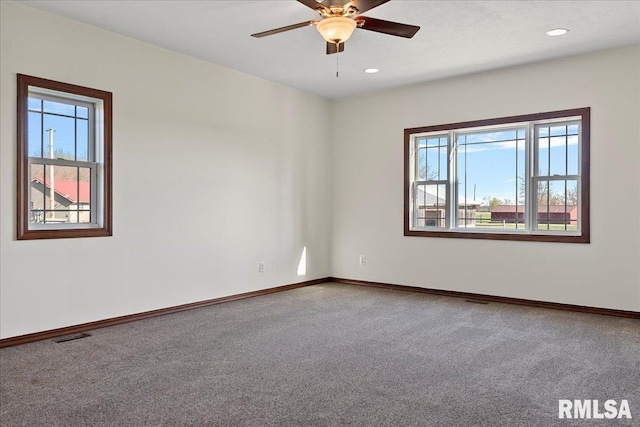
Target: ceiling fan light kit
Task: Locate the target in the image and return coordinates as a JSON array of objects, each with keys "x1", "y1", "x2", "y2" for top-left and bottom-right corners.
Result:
[
  {"x1": 251, "y1": 0, "x2": 420, "y2": 55},
  {"x1": 317, "y1": 16, "x2": 357, "y2": 44}
]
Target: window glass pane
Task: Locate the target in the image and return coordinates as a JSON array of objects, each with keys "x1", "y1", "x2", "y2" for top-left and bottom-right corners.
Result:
[
  {"x1": 426, "y1": 147, "x2": 445, "y2": 180},
  {"x1": 539, "y1": 126, "x2": 549, "y2": 137},
  {"x1": 536, "y1": 180, "x2": 578, "y2": 231},
  {"x1": 515, "y1": 138, "x2": 526, "y2": 230},
  {"x1": 426, "y1": 137, "x2": 442, "y2": 147},
  {"x1": 77, "y1": 106, "x2": 89, "y2": 119},
  {"x1": 459, "y1": 129, "x2": 517, "y2": 144},
  {"x1": 43, "y1": 100, "x2": 76, "y2": 117},
  {"x1": 458, "y1": 129, "x2": 524, "y2": 230},
  {"x1": 537, "y1": 135, "x2": 550, "y2": 176},
  {"x1": 438, "y1": 145, "x2": 447, "y2": 181},
  {"x1": 567, "y1": 138, "x2": 579, "y2": 176},
  {"x1": 566, "y1": 181, "x2": 578, "y2": 231},
  {"x1": 417, "y1": 139, "x2": 427, "y2": 180},
  {"x1": 28, "y1": 111, "x2": 42, "y2": 158},
  {"x1": 425, "y1": 147, "x2": 436, "y2": 180},
  {"x1": 416, "y1": 183, "x2": 447, "y2": 228},
  {"x1": 517, "y1": 139, "x2": 526, "y2": 206},
  {"x1": 43, "y1": 165, "x2": 75, "y2": 223},
  {"x1": 549, "y1": 136, "x2": 567, "y2": 176},
  {"x1": 438, "y1": 137, "x2": 448, "y2": 180},
  {"x1": 43, "y1": 114, "x2": 75, "y2": 160},
  {"x1": 77, "y1": 119, "x2": 89, "y2": 161},
  {"x1": 549, "y1": 179, "x2": 566, "y2": 207},
  {"x1": 419, "y1": 136, "x2": 447, "y2": 181},
  {"x1": 76, "y1": 167, "x2": 92, "y2": 224},
  {"x1": 418, "y1": 147, "x2": 426, "y2": 180},
  {"x1": 41, "y1": 165, "x2": 91, "y2": 224},
  {"x1": 535, "y1": 180, "x2": 550, "y2": 230},
  {"x1": 28, "y1": 97, "x2": 41, "y2": 111},
  {"x1": 539, "y1": 124, "x2": 579, "y2": 177},
  {"x1": 550, "y1": 125, "x2": 567, "y2": 137},
  {"x1": 30, "y1": 164, "x2": 45, "y2": 224}
]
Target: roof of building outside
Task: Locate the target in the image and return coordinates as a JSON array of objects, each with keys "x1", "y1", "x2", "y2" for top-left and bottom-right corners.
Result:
[
  {"x1": 491, "y1": 204, "x2": 577, "y2": 213},
  {"x1": 32, "y1": 178, "x2": 90, "y2": 203},
  {"x1": 416, "y1": 187, "x2": 481, "y2": 207}
]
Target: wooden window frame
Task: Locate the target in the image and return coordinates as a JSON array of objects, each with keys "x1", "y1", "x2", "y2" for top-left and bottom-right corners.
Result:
[
  {"x1": 404, "y1": 108, "x2": 590, "y2": 243},
  {"x1": 17, "y1": 74, "x2": 112, "y2": 240}
]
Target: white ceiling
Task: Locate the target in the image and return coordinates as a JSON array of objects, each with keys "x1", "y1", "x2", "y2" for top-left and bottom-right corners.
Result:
[{"x1": 18, "y1": 0, "x2": 640, "y2": 99}]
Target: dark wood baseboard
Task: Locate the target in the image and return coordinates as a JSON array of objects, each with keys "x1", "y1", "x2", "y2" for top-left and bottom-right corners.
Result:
[
  {"x1": 3, "y1": 276, "x2": 637, "y2": 348},
  {"x1": 0, "y1": 278, "x2": 329, "y2": 348},
  {"x1": 329, "y1": 277, "x2": 640, "y2": 319}
]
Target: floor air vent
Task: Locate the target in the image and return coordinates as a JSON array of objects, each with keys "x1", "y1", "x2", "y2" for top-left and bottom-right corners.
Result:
[{"x1": 53, "y1": 333, "x2": 91, "y2": 343}]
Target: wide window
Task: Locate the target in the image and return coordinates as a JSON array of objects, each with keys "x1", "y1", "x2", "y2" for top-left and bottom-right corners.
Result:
[
  {"x1": 17, "y1": 74, "x2": 112, "y2": 240},
  {"x1": 404, "y1": 108, "x2": 590, "y2": 243}
]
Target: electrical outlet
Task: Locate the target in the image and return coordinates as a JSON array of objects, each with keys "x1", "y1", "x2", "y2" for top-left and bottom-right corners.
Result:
[
  {"x1": 258, "y1": 261, "x2": 265, "y2": 273},
  {"x1": 359, "y1": 255, "x2": 366, "y2": 266}
]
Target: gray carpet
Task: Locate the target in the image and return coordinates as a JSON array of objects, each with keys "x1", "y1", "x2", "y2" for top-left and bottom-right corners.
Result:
[{"x1": 1, "y1": 283, "x2": 638, "y2": 426}]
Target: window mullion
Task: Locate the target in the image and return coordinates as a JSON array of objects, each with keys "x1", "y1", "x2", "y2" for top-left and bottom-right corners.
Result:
[
  {"x1": 527, "y1": 124, "x2": 536, "y2": 231},
  {"x1": 89, "y1": 104, "x2": 96, "y2": 163},
  {"x1": 577, "y1": 121, "x2": 583, "y2": 232},
  {"x1": 546, "y1": 175, "x2": 578, "y2": 181},
  {"x1": 448, "y1": 131, "x2": 456, "y2": 230},
  {"x1": 91, "y1": 164, "x2": 97, "y2": 224},
  {"x1": 411, "y1": 181, "x2": 417, "y2": 228}
]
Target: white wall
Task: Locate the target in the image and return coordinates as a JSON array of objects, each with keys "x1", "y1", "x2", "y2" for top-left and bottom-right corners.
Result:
[
  {"x1": 2, "y1": 3, "x2": 638, "y2": 341},
  {"x1": 331, "y1": 46, "x2": 640, "y2": 312},
  {"x1": 0, "y1": 2, "x2": 331, "y2": 339}
]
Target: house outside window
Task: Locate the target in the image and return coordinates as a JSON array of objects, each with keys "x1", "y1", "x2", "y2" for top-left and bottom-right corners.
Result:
[
  {"x1": 404, "y1": 108, "x2": 590, "y2": 243},
  {"x1": 17, "y1": 74, "x2": 112, "y2": 240}
]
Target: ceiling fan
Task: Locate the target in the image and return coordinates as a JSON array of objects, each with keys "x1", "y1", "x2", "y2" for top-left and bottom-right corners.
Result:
[{"x1": 251, "y1": 0, "x2": 420, "y2": 55}]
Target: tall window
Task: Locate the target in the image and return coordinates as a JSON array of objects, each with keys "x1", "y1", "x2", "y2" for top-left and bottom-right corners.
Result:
[
  {"x1": 404, "y1": 108, "x2": 590, "y2": 243},
  {"x1": 17, "y1": 74, "x2": 112, "y2": 240}
]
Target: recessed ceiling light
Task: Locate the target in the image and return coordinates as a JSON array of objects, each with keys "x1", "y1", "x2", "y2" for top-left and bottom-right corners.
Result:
[
  {"x1": 364, "y1": 68, "x2": 379, "y2": 74},
  {"x1": 546, "y1": 28, "x2": 569, "y2": 37}
]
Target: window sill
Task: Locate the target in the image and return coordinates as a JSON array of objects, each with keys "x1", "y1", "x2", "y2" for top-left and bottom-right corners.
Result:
[
  {"x1": 17, "y1": 227, "x2": 112, "y2": 240},
  {"x1": 404, "y1": 228, "x2": 589, "y2": 243}
]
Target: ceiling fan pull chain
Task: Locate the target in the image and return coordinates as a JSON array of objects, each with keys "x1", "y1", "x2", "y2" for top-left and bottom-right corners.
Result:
[{"x1": 336, "y1": 44, "x2": 340, "y2": 78}]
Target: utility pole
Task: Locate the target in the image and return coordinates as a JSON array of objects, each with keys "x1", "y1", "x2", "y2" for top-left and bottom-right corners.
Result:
[{"x1": 46, "y1": 128, "x2": 55, "y2": 219}]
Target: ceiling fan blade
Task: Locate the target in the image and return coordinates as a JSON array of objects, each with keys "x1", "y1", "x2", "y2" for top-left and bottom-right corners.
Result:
[
  {"x1": 350, "y1": 0, "x2": 390, "y2": 14},
  {"x1": 251, "y1": 21, "x2": 317, "y2": 38},
  {"x1": 326, "y1": 41, "x2": 345, "y2": 55},
  {"x1": 297, "y1": 0, "x2": 331, "y2": 13},
  {"x1": 356, "y1": 16, "x2": 420, "y2": 38}
]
